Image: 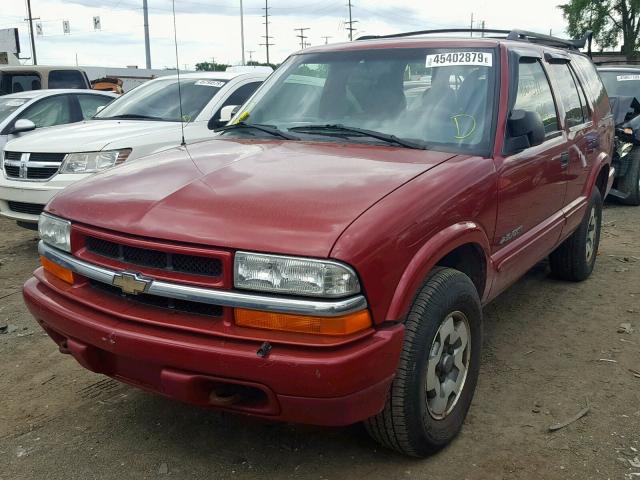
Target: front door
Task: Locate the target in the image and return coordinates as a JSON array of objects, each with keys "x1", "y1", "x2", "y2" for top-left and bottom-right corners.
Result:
[{"x1": 491, "y1": 57, "x2": 567, "y2": 295}]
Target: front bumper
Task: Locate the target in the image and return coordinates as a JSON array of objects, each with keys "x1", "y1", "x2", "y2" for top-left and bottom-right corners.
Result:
[
  {"x1": 24, "y1": 273, "x2": 404, "y2": 426},
  {"x1": 0, "y1": 173, "x2": 90, "y2": 223}
]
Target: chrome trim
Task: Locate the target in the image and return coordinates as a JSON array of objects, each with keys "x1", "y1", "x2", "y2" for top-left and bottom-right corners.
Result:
[
  {"x1": 3, "y1": 153, "x2": 62, "y2": 183},
  {"x1": 38, "y1": 241, "x2": 368, "y2": 317}
]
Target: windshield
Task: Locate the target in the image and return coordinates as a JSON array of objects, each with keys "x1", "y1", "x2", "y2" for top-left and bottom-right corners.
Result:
[
  {"x1": 600, "y1": 71, "x2": 640, "y2": 98},
  {"x1": 95, "y1": 78, "x2": 226, "y2": 122},
  {"x1": 233, "y1": 47, "x2": 497, "y2": 154},
  {"x1": 0, "y1": 97, "x2": 28, "y2": 123}
]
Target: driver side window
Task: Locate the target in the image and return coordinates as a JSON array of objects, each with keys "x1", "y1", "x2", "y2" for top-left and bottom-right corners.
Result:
[
  {"x1": 16, "y1": 95, "x2": 72, "y2": 128},
  {"x1": 513, "y1": 60, "x2": 559, "y2": 136}
]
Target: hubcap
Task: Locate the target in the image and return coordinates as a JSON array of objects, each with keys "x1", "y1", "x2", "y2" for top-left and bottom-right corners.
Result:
[
  {"x1": 425, "y1": 311, "x2": 471, "y2": 420},
  {"x1": 585, "y1": 206, "x2": 597, "y2": 263}
]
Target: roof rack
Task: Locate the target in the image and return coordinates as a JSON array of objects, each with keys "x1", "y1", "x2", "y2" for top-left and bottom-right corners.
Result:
[
  {"x1": 593, "y1": 60, "x2": 640, "y2": 66},
  {"x1": 357, "y1": 28, "x2": 593, "y2": 53}
]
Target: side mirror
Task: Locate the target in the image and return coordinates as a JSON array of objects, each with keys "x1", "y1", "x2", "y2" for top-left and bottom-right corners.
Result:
[
  {"x1": 208, "y1": 105, "x2": 241, "y2": 130},
  {"x1": 219, "y1": 105, "x2": 240, "y2": 123},
  {"x1": 11, "y1": 119, "x2": 37, "y2": 134},
  {"x1": 505, "y1": 109, "x2": 545, "y2": 154}
]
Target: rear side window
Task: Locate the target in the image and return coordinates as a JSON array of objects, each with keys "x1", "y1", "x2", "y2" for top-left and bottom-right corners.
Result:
[
  {"x1": 48, "y1": 70, "x2": 87, "y2": 89},
  {"x1": 77, "y1": 94, "x2": 113, "y2": 118},
  {"x1": 548, "y1": 63, "x2": 585, "y2": 128},
  {"x1": 571, "y1": 55, "x2": 609, "y2": 116},
  {"x1": 513, "y1": 60, "x2": 559, "y2": 135}
]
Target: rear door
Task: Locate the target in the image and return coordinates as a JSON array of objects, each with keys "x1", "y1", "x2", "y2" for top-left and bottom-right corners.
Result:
[{"x1": 546, "y1": 60, "x2": 593, "y2": 210}]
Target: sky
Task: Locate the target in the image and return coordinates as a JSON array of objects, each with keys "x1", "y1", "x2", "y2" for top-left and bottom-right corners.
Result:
[{"x1": 1, "y1": 0, "x2": 572, "y2": 70}]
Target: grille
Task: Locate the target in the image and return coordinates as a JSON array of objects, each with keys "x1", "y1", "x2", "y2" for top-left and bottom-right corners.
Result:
[
  {"x1": 85, "y1": 236, "x2": 223, "y2": 277},
  {"x1": 3, "y1": 152, "x2": 64, "y2": 181},
  {"x1": 29, "y1": 153, "x2": 66, "y2": 162},
  {"x1": 90, "y1": 279, "x2": 223, "y2": 317},
  {"x1": 7, "y1": 201, "x2": 45, "y2": 215},
  {"x1": 3, "y1": 151, "x2": 22, "y2": 161}
]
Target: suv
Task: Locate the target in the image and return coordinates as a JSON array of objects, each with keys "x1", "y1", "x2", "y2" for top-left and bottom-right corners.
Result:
[
  {"x1": 0, "y1": 66, "x2": 91, "y2": 94},
  {"x1": 597, "y1": 65, "x2": 640, "y2": 204},
  {"x1": 0, "y1": 70, "x2": 268, "y2": 227},
  {"x1": 25, "y1": 30, "x2": 613, "y2": 457}
]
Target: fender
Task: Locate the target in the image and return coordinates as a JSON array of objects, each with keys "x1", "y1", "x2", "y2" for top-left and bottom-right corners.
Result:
[
  {"x1": 586, "y1": 151, "x2": 611, "y2": 197},
  {"x1": 385, "y1": 221, "x2": 493, "y2": 322}
]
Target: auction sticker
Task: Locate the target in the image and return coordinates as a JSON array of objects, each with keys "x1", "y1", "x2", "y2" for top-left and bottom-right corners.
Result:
[
  {"x1": 195, "y1": 80, "x2": 226, "y2": 87},
  {"x1": 617, "y1": 74, "x2": 640, "y2": 81},
  {"x1": 426, "y1": 52, "x2": 493, "y2": 68}
]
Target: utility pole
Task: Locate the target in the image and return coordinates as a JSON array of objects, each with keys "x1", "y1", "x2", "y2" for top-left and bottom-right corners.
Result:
[
  {"x1": 240, "y1": 0, "x2": 245, "y2": 65},
  {"x1": 469, "y1": 13, "x2": 473, "y2": 37},
  {"x1": 260, "y1": 0, "x2": 274, "y2": 64},
  {"x1": 295, "y1": 27, "x2": 309, "y2": 50},
  {"x1": 481, "y1": 20, "x2": 485, "y2": 37},
  {"x1": 346, "y1": 0, "x2": 357, "y2": 41},
  {"x1": 248, "y1": 50, "x2": 255, "y2": 63},
  {"x1": 143, "y1": 0, "x2": 151, "y2": 69},
  {"x1": 25, "y1": 0, "x2": 37, "y2": 65},
  {"x1": 322, "y1": 35, "x2": 332, "y2": 45}
]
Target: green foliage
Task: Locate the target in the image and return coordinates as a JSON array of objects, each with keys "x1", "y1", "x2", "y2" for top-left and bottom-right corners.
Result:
[
  {"x1": 559, "y1": 0, "x2": 640, "y2": 58},
  {"x1": 247, "y1": 60, "x2": 279, "y2": 69},
  {"x1": 195, "y1": 61, "x2": 229, "y2": 72}
]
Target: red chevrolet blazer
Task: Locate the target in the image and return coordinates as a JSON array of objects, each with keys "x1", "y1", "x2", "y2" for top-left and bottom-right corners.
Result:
[{"x1": 25, "y1": 30, "x2": 614, "y2": 456}]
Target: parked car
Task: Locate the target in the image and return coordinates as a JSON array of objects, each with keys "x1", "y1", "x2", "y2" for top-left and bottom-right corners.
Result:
[
  {"x1": 598, "y1": 66, "x2": 640, "y2": 204},
  {"x1": 0, "y1": 66, "x2": 91, "y2": 95},
  {"x1": 26, "y1": 30, "x2": 613, "y2": 457},
  {"x1": 0, "y1": 70, "x2": 268, "y2": 227},
  {"x1": 0, "y1": 89, "x2": 116, "y2": 154}
]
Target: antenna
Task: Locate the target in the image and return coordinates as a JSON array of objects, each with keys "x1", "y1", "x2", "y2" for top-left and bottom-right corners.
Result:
[{"x1": 171, "y1": 0, "x2": 186, "y2": 147}]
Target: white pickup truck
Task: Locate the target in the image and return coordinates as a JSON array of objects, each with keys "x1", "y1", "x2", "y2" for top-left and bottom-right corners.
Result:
[{"x1": 0, "y1": 69, "x2": 269, "y2": 228}]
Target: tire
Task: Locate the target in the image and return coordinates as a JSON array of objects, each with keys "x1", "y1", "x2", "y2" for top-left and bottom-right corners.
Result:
[
  {"x1": 364, "y1": 267, "x2": 482, "y2": 457},
  {"x1": 618, "y1": 150, "x2": 640, "y2": 206},
  {"x1": 549, "y1": 187, "x2": 602, "y2": 281}
]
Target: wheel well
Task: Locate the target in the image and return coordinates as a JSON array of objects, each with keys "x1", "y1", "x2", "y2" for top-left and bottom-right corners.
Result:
[
  {"x1": 595, "y1": 165, "x2": 609, "y2": 198},
  {"x1": 435, "y1": 243, "x2": 486, "y2": 297}
]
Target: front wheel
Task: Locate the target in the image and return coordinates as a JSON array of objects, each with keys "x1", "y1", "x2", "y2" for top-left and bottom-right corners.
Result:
[
  {"x1": 549, "y1": 187, "x2": 602, "y2": 281},
  {"x1": 364, "y1": 267, "x2": 482, "y2": 457}
]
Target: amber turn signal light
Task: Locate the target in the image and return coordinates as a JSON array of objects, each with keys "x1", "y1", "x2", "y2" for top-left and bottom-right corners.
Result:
[
  {"x1": 40, "y1": 256, "x2": 74, "y2": 284},
  {"x1": 234, "y1": 308, "x2": 372, "y2": 336}
]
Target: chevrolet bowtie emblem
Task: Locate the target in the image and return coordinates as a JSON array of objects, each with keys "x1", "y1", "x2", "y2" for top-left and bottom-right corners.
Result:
[{"x1": 112, "y1": 272, "x2": 151, "y2": 295}]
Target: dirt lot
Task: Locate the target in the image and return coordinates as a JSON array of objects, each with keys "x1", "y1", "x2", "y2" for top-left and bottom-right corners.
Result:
[{"x1": 0, "y1": 203, "x2": 638, "y2": 480}]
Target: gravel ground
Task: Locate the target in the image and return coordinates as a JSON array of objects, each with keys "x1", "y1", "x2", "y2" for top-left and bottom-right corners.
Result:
[{"x1": 0, "y1": 203, "x2": 638, "y2": 480}]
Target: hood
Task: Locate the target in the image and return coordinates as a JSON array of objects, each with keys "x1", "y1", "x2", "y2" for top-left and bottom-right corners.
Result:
[
  {"x1": 4, "y1": 120, "x2": 184, "y2": 153},
  {"x1": 48, "y1": 138, "x2": 455, "y2": 257}
]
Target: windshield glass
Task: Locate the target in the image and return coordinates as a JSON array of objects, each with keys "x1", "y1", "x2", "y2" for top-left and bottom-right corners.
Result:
[
  {"x1": 95, "y1": 78, "x2": 226, "y2": 122},
  {"x1": 600, "y1": 71, "x2": 640, "y2": 97},
  {"x1": 0, "y1": 97, "x2": 28, "y2": 123},
  {"x1": 234, "y1": 47, "x2": 497, "y2": 153}
]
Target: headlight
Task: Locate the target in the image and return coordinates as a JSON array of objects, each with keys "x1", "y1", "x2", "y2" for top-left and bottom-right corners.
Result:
[
  {"x1": 59, "y1": 149, "x2": 131, "y2": 174},
  {"x1": 38, "y1": 213, "x2": 71, "y2": 252},
  {"x1": 234, "y1": 251, "x2": 360, "y2": 298}
]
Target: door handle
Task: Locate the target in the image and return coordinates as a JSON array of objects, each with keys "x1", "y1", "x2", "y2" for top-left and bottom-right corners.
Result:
[{"x1": 559, "y1": 152, "x2": 569, "y2": 169}]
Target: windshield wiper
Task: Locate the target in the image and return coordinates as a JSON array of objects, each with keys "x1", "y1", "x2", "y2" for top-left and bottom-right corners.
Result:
[
  {"x1": 215, "y1": 122, "x2": 300, "y2": 140},
  {"x1": 97, "y1": 114, "x2": 165, "y2": 121},
  {"x1": 289, "y1": 124, "x2": 428, "y2": 150}
]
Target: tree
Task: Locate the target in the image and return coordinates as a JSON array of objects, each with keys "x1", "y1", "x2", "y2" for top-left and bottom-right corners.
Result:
[
  {"x1": 559, "y1": 0, "x2": 640, "y2": 59},
  {"x1": 195, "y1": 61, "x2": 229, "y2": 71}
]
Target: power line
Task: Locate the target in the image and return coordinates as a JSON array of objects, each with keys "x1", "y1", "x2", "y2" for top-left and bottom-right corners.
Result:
[
  {"x1": 295, "y1": 27, "x2": 309, "y2": 50},
  {"x1": 346, "y1": 0, "x2": 357, "y2": 41},
  {"x1": 259, "y1": 0, "x2": 274, "y2": 64}
]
